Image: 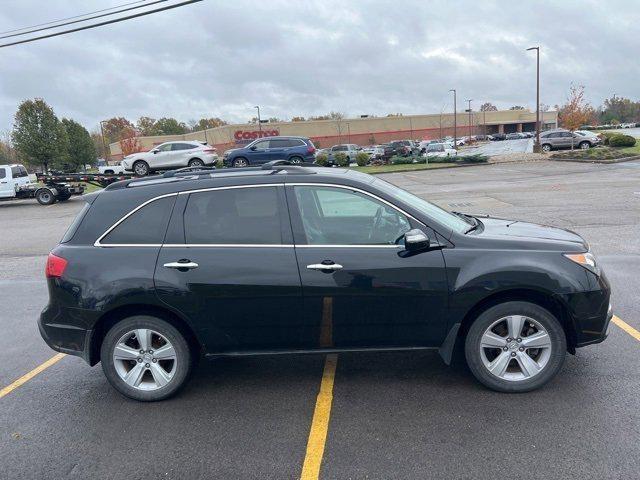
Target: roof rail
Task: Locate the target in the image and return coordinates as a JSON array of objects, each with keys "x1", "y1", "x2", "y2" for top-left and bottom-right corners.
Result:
[
  {"x1": 162, "y1": 166, "x2": 217, "y2": 178},
  {"x1": 261, "y1": 159, "x2": 318, "y2": 173}
]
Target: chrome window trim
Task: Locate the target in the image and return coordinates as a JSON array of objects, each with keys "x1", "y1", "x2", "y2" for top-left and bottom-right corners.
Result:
[{"x1": 94, "y1": 182, "x2": 422, "y2": 248}]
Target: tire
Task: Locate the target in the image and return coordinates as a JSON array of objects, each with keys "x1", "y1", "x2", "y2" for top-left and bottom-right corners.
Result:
[
  {"x1": 465, "y1": 301, "x2": 566, "y2": 393},
  {"x1": 579, "y1": 141, "x2": 590, "y2": 150},
  {"x1": 57, "y1": 192, "x2": 71, "y2": 202},
  {"x1": 232, "y1": 157, "x2": 248, "y2": 168},
  {"x1": 289, "y1": 156, "x2": 303, "y2": 164},
  {"x1": 36, "y1": 188, "x2": 56, "y2": 206},
  {"x1": 103, "y1": 169, "x2": 114, "y2": 175},
  {"x1": 133, "y1": 160, "x2": 150, "y2": 176},
  {"x1": 541, "y1": 144, "x2": 552, "y2": 153},
  {"x1": 100, "y1": 315, "x2": 193, "y2": 401},
  {"x1": 188, "y1": 158, "x2": 204, "y2": 168}
]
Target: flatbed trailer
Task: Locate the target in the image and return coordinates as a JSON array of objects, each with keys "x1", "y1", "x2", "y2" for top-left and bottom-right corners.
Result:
[{"x1": 28, "y1": 172, "x2": 136, "y2": 205}]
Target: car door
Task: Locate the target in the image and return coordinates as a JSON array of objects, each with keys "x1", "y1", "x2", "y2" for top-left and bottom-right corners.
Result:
[
  {"x1": 154, "y1": 184, "x2": 308, "y2": 352},
  {"x1": 0, "y1": 166, "x2": 13, "y2": 198},
  {"x1": 169, "y1": 143, "x2": 192, "y2": 167},
  {"x1": 267, "y1": 138, "x2": 291, "y2": 161},
  {"x1": 247, "y1": 139, "x2": 271, "y2": 164},
  {"x1": 150, "y1": 143, "x2": 175, "y2": 168},
  {"x1": 286, "y1": 184, "x2": 449, "y2": 349}
]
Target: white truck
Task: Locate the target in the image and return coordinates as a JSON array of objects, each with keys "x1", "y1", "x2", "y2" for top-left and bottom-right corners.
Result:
[
  {"x1": 97, "y1": 158, "x2": 126, "y2": 175},
  {"x1": 0, "y1": 164, "x2": 85, "y2": 205}
]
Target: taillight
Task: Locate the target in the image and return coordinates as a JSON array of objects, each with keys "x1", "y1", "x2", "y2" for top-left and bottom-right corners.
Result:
[
  {"x1": 307, "y1": 146, "x2": 316, "y2": 154},
  {"x1": 45, "y1": 253, "x2": 67, "y2": 278}
]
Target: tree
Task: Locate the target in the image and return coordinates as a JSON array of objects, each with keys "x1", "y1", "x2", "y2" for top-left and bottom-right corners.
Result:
[
  {"x1": 136, "y1": 116, "x2": 159, "y2": 136},
  {"x1": 267, "y1": 117, "x2": 282, "y2": 123},
  {"x1": 480, "y1": 102, "x2": 498, "y2": 112},
  {"x1": 90, "y1": 131, "x2": 108, "y2": 159},
  {"x1": 61, "y1": 118, "x2": 96, "y2": 171},
  {"x1": 509, "y1": 105, "x2": 526, "y2": 110},
  {"x1": 193, "y1": 117, "x2": 227, "y2": 131},
  {"x1": 119, "y1": 127, "x2": 145, "y2": 157},
  {"x1": 557, "y1": 84, "x2": 597, "y2": 148},
  {"x1": 154, "y1": 117, "x2": 188, "y2": 135},
  {"x1": 291, "y1": 116, "x2": 306, "y2": 122},
  {"x1": 386, "y1": 113, "x2": 404, "y2": 117},
  {"x1": 11, "y1": 98, "x2": 69, "y2": 171},
  {"x1": 599, "y1": 96, "x2": 640, "y2": 124},
  {"x1": 329, "y1": 111, "x2": 345, "y2": 120},
  {"x1": 101, "y1": 117, "x2": 136, "y2": 144}
]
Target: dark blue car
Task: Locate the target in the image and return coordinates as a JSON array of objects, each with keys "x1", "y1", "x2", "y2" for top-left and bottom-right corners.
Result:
[{"x1": 223, "y1": 136, "x2": 316, "y2": 167}]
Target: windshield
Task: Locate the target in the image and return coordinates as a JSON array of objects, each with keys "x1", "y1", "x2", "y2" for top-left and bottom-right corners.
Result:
[{"x1": 372, "y1": 178, "x2": 471, "y2": 233}]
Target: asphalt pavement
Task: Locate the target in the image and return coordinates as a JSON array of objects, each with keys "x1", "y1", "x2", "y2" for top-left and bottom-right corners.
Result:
[{"x1": 1, "y1": 159, "x2": 639, "y2": 479}]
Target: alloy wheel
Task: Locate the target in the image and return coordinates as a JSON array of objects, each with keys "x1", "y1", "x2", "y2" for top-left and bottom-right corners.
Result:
[
  {"x1": 233, "y1": 158, "x2": 248, "y2": 168},
  {"x1": 112, "y1": 328, "x2": 177, "y2": 391},
  {"x1": 479, "y1": 315, "x2": 552, "y2": 381},
  {"x1": 134, "y1": 162, "x2": 148, "y2": 176}
]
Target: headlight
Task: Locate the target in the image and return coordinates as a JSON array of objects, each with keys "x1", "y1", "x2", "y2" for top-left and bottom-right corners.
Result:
[{"x1": 563, "y1": 251, "x2": 598, "y2": 274}]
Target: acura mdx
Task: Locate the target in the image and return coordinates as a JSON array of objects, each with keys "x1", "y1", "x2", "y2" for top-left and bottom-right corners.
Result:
[{"x1": 40, "y1": 162, "x2": 612, "y2": 401}]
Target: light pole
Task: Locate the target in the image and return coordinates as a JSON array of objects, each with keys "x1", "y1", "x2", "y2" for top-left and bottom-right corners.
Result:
[
  {"x1": 347, "y1": 122, "x2": 351, "y2": 143},
  {"x1": 449, "y1": 89, "x2": 457, "y2": 148},
  {"x1": 526, "y1": 46, "x2": 540, "y2": 151},
  {"x1": 409, "y1": 117, "x2": 413, "y2": 140},
  {"x1": 99, "y1": 120, "x2": 108, "y2": 161},
  {"x1": 465, "y1": 99, "x2": 473, "y2": 140},
  {"x1": 255, "y1": 105, "x2": 261, "y2": 132}
]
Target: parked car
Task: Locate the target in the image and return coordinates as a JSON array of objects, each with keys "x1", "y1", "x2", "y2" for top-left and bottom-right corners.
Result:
[
  {"x1": 379, "y1": 144, "x2": 395, "y2": 161},
  {"x1": 574, "y1": 130, "x2": 600, "y2": 139},
  {"x1": 97, "y1": 159, "x2": 125, "y2": 175},
  {"x1": 40, "y1": 162, "x2": 612, "y2": 400},
  {"x1": 121, "y1": 141, "x2": 218, "y2": 176},
  {"x1": 325, "y1": 144, "x2": 361, "y2": 165},
  {"x1": 388, "y1": 140, "x2": 417, "y2": 156},
  {"x1": 423, "y1": 143, "x2": 457, "y2": 158},
  {"x1": 223, "y1": 136, "x2": 315, "y2": 168},
  {"x1": 620, "y1": 123, "x2": 635, "y2": 129},
  {"x1": 540, "y1": 131, "x2": 600, "y2": 152},
  {"x1": 490, "y1": 133, "x2": 506, "y2": 141},
  {"x1": 506, "y1": 133, "x2": 524, "y2": 140},
  {"x1": 362, "y1": 145, "x2": 385, "y2": 159}
]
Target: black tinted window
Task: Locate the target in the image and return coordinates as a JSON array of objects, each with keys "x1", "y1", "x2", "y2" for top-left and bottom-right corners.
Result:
[
  {"x1": 269, "y1": 139, "x2": 291, "y2": 148},
  {"x1": 101, "y1": 196, "x2": 175, "y2": 245},
  {"x1": 11, "y1": 166, "x2": 28, "y2": 178},
  {"x1": 184, "y1": 187, "x2": 283, "y2": 244},
  {"x1": 172, "y1": 143, "x2": 194, "y2": 151},
  {"x1": 0, "y1": 168, "x2": 5, "y2": 179}
]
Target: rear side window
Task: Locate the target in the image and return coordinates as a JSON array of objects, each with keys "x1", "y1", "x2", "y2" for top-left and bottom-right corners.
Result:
[
  {"x1": 61, "y1": 203, "x2": 91, "y2": 243},
  {"x1": 171, "y1": 143, "x2": 194, "y2": 151},
  {"x1": 0, "y1": 168, "x2": 5, "y2": 179},
  {"x1": 184, "y1": 187, "x2": 283, "y2": 244},
  {"x1": 100, "y1": 196, "x2": 176, "y2": 245},
  {"x1": 11, "y1": 166, "x2": 28, "y2": 178}
]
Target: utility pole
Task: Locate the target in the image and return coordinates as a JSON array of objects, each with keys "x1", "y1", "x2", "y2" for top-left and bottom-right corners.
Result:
[
  {"x1": 347, "y1": 122, "x2": 351, "y2": 143},
  {"x1": 409, "y1": 117, "x2": 413, "y2": 140},
  {"x1": 99, "y1": 120, "x2": 108, "y2": 161},
  {"x1": 466, "y1": 99, "x2": 473, "y2": 140},
  {"x1": 449, "y1": 89, "x2": 457, "y2": 148},
  {"x1": 526, "y1": 46, "x2": 540, "y2": 151},
  {"x1": 255, "y1": 105, "x2": 261, "y2": 132},
  {"x1": 483, "y1": 108, "x2": 487, "y2": 136}
]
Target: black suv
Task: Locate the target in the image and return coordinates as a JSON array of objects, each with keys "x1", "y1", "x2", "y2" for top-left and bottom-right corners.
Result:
[{"x1": 40, "y1": 163, "x2": 612, "y2": 400}]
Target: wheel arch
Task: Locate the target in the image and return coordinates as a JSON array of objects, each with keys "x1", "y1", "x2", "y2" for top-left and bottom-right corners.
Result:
[
  {"x1": 88, "y1": 303, "x2": 202, "y2": 366},
  {"x1": 456, "y1": 288, "x2": 577, "y2": 351}
]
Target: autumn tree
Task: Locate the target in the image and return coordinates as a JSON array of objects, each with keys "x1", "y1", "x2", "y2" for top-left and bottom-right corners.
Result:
[
  {"x1": 193, "y1": 117, "x2": 227, "y2": 131},
  {"x1": 154, "y1": 117, "x2": 188, "y2": 135},
  {"x1": 61, "y1": 118, "x2": 96, "y2": 171},
  {"x1": 136, "y1": 116, "x2": 159, "y2": 136},
  {"x1": 480, "y1": 102, "x2": 498, "y2": 112},
  {"x1": 119, "y1": 127, "x2": 145, "y2": 157},
  {"x1": 12, "y1": 98, "x2": 69, "y2": 171},
  {"x1": 557, "y1": 84, "x2": 597, "y2": 148},
  {"x1": 101, "y1": 117, "x2": 136, "y2": 144}
]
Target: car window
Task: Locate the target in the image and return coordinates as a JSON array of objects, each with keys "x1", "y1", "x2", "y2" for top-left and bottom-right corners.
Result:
[
  {"x1": 287, "y1": 139, "x2": 305, "y2": 147},
  {"x1": 171, "y1": 143, "x2": 194, "y2": 151},
  {"x1": 294, "y1": 186, "x2": 411, "y2": 245},
  {"x1": 269, "y1": 139, "x2": 291, "y2": 148},
  {"x1": 184, "y1": 187, "x2": 283, "y2": 244},
  {"x1": 11, "y1": 166, "x2": 28, "y2": 178},
  {"x1": 0, "y1": 168, "x2": 5, "y2": 179},
  {"x1": 252, "y1": 140, "x2": 270, "y2": 149},
  {"x1": 156, "y1": 144, "x2": 172, "y2": 152},
  {"x1": 101, "y1": 196, "x2": 175, "y2": 245}
]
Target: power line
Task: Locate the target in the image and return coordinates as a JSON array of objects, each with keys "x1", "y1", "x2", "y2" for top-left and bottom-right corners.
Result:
[
  {"x1": 0, "y1": 0, "x2": 203, "y2": 49},
  {"x1": 0, "y1": 0, "x2": 169, "y2": 40},
  {"x1": 0, "y1": 0, "x2": 147, "y2": 35}
]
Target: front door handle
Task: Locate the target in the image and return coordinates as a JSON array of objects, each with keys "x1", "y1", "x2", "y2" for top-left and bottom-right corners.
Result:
[
  {"x1": 307, "y1": 263, "x2": 343, "y2": 272},
  {"x1": 164, "y1": 260, "x2": 199, "y2": 270}
]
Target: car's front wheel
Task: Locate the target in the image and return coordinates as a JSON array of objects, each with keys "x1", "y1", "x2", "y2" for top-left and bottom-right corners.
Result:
[
  {"x1": 579, "y1": 141, "x2": 590, "y2": 150},
  {"x1": 541, "y1": 144, "x2": 552, "y2": 153},
  {"x1": 232, "y1": 157, "x2": 248, "y2": 168},
  {"x1": 133, "y1": 160, "x2": 150, "y2": 176},
  {"x1": 465, "y1": 301, "x2": 566, "y2": 393},
  {"x1": 100, "y1": 315, "x2": 193, "y2": 401}
]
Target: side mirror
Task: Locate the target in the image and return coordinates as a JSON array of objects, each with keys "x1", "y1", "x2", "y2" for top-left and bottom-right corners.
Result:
[
  {"x1": 250, "y1": 146, "x2": 257, "y2": 151},
  {"x1": 404, "y1": 229, "x2": 430, "y2": 251},
  {"x1": 152, "y1": 149, "x2": 159, "y2": 154}
]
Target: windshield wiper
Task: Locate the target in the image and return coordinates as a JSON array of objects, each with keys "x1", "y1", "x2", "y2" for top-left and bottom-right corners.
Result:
[{"x1": 452, "y1": 211, "x2": 480, "y2": 234}]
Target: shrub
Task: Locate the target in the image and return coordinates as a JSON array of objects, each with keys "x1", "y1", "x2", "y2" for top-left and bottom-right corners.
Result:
[
  {"x1": 609, "y1": 134, "x2": 637, "y2": 148},
  {"x1": 355, "y1": 152, "x2": 369, "y2": 166},
  {"x1": 457, "y1": 154, "x2": 489, "y2": 163},
  {"x1": 314, "y1": 153, "x2": 329, "y2": 166},
  {"x1": 391, "y1": 155, "x2": 415, "y2": 165},
  {"x1": 334, "y1": 152, "x2": 349, "y2": 167}
]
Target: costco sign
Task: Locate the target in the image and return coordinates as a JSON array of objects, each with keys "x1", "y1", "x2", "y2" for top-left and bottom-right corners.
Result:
[{"x1": 234, "y1": 129, "x2": 279, "y2": 144}]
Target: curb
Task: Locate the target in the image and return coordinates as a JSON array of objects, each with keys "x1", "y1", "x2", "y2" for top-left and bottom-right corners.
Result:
[{"x1": 549, "y1": 155, "x2": 640, "y2": 164}]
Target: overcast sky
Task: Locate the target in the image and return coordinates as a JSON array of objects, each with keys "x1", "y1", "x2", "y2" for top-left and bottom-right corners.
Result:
[{"x1": 0, "y1": 0, "x2": 638, "y2": 133}]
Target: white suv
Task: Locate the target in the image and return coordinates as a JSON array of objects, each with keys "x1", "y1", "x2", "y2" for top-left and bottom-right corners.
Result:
[{"x1": 121, "y1": 141, "x2": 218, "y2": 176}]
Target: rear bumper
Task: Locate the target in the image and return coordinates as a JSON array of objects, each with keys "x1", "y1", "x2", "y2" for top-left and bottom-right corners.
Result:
[{"x1": 39, "y1": 303, "x2": 92, "y2": 364}]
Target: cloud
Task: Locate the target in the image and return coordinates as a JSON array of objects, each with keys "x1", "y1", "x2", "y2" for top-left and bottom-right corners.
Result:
[{"x1": 0, "y1": 0, "x2": 638, "y2": 132}]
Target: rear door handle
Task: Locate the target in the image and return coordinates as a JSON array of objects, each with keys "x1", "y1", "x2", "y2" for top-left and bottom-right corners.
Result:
[
  {"x1": 163, "y1": 261, "x2": 199, "y2": 270},
  {"x1": 306, "y1": 263, "x2": 343, "y2": 271}
]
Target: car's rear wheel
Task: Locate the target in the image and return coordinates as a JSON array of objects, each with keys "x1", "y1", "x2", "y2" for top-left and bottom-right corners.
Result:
[
  {"x1": 133, "y1": 160, "x2": 150, "y2": 176},
  {"x1": 465, "y1": 301, "x2": 566, "y2": 393},
  {"x1": 541, "y1": 144, "x2": 552, "y2": 152},
  {"x1": 233, "y1": 157, "x2": 248, "y2": 168},
  {"x1": 579, "y1": 141, "x2": 590, "y2": 150},
  {"x1": 188, "y1": 158, "x2": 204, "y2": 168},
  {"x1": 101, "y1": 315, "x2": 192, "y2": 401},
  {"x1": 36, "y1": 188, "x2": 56, "y2": 205},
  {"x1": 289, "y1": 156, "x2": 303, "y2": 164}
]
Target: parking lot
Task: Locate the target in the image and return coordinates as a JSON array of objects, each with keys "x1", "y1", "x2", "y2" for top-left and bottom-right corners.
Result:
[{"x1": 1, "y1": 159, "x2": 639, "y2": 479}]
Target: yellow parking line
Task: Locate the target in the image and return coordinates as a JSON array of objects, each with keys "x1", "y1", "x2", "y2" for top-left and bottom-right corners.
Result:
[
  {"x1": 300, "y1": 354, "x2": 338, "y2": 480},
  {"x1": 0, "y1": 353, "x2": 65, "y2": 399},
  {"x1": 612, "y1": 315, "x2": 640, "y2": 342}
]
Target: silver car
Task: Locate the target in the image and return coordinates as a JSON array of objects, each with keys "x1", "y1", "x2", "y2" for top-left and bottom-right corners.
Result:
[
  {"x1": 540, "y1": 130, "x2": 600, "y2": 152},
  {"x1": 121, "y1": 141, "x2": 219, "y2": 176}
]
